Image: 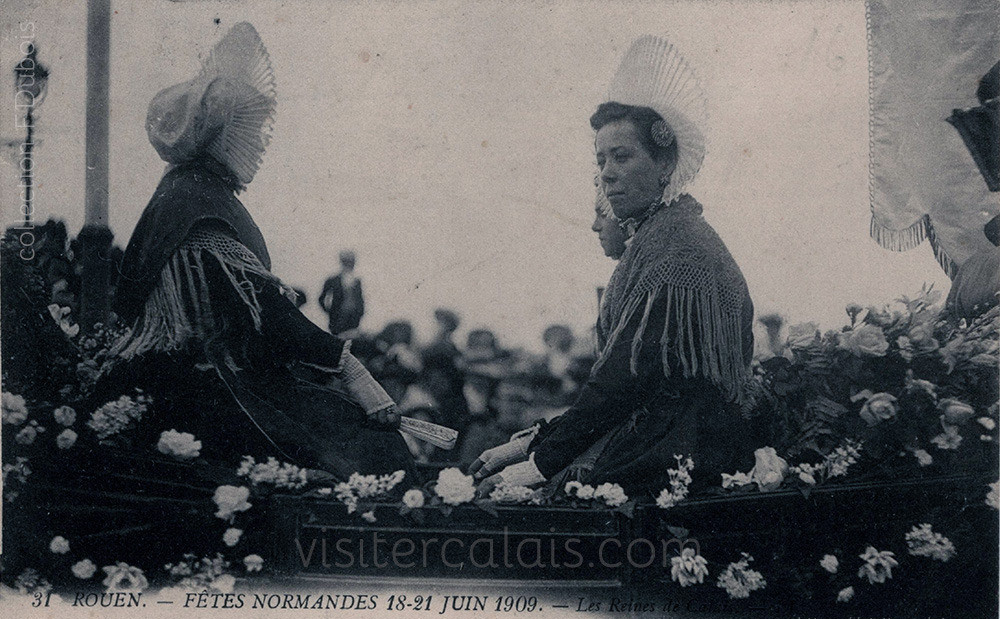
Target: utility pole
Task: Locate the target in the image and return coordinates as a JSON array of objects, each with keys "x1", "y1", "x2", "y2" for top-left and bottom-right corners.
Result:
[{"x1": 78, "y1": 0, "x2": 114, "y2": 331}]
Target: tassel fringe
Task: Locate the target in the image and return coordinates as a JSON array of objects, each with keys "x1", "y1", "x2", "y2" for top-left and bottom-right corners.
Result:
[
  {"x1": 869, "y1": 213, "x2": 957, "y2": 278},
  {"x1": 594, "y1": 282, "x2": 748, "y2": 404},
  {"x1": 113, "y1": 244, "x2": 281, "y2": 360}
]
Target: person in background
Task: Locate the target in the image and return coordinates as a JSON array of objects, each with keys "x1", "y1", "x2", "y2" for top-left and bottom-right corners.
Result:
[
  {"x1": 319, "y1": 250, "x2": 364, "y2": 336},
  {"x1": 541, "y1": 324, "x2": 576, "y2": 394},
  {"x1": 427, "y1": 308, "x2": 461, "y2": 360},
  {"x1": 592, "y1": 186, "x2": 629, "y2": 260}
]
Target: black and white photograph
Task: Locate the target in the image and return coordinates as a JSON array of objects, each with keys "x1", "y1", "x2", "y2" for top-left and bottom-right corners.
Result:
[{"x1": 0, "y1": 1, "x2": 997, "y2": 617}]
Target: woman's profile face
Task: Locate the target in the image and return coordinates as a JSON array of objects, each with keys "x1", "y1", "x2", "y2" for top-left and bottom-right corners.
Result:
[
  {"x1": 595, "y1": 119, "x2": 669, "y2": 221},
  {"x1": 592, "y1": 206, "x2": 627, "y2": 259}
]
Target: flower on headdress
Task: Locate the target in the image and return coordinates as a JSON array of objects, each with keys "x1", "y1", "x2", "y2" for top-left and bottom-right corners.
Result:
[
  {"x1": 820, "y1": 554, "x2": 839, "y2": 574},
  {"x1": 594, "y1": 483, "x2": 629, "y2": 507},
  {"x1": 56, "y1": 428, "x2": 78, "y2": 450},
  {"x1": 15, "y1": 421, "x2": 43, "y2": 445},
  {"x1": 912, "y1": 449, "x2": 933, "y2": 467},
  {"x1": 986, "y1": 481, "x2": 999, "y2": 510},
  {"x1": 836, "y1": 586, "x2": 855, "y2": 603},
  {"x1": 721, "y1": 471, "x2": 753, "y2": 490},
  {"x1": 716, "y1": 553, "x2": 765, "y2": 599}
]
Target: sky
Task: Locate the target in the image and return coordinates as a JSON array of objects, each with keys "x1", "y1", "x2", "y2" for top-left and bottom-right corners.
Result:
[{"x1": 1, "y1": 0, "x2": 955, "y2": 351}]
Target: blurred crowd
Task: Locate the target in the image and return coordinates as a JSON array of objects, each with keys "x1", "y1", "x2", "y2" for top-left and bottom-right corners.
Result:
[{"x1": 347, "y1": 308, "x2": 597, "y2": 469}]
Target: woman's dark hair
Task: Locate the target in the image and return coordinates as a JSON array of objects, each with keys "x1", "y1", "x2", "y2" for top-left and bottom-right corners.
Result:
[{"x1": 590, "y1": 101, "x2": 678, "y2": 165}]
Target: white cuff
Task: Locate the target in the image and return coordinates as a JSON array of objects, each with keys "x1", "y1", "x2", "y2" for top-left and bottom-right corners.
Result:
[
  {"x1": 341, "y1": 353, "x2": 394, "y2": 415},
  {"x1": 499, "y1": 453, "x2": 546, "y2": 487}
]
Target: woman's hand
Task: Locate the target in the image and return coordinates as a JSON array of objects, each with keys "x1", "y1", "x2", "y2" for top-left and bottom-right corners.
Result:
[
  {"x1": 367, "y1": 403, "x2": 402, "y2": 428},
  {"x1": 467, "y1": 434, "x2": 533, "y2": 480},
  {"x1": 474, "y1": 456, "x2": 546, "y2": 499}
]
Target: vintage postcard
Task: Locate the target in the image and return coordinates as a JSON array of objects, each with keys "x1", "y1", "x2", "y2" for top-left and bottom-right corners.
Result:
[{"x1": 1, "y1": 1, "x2": 997, "y2": 617}]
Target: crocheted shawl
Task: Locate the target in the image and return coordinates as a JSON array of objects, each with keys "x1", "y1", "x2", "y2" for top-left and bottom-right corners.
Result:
[
  {"x1": 594, "y1": 194, "x2": 753, "y2": 402},
  {"x1": 114, "y1": 158, "x2": 281, "y2": 360}
]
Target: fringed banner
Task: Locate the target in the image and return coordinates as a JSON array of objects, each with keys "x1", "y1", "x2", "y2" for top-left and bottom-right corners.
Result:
[
  {"x1": 869, "y1": 214, "x2": 958, "y2": 278},
  {"x1": 866, "y1": 0, "x2": 999, "y2": 272}
]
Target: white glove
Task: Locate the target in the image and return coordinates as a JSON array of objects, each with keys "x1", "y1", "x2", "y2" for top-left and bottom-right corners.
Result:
[
  {"x1": 468, "y1": 433, "x2": 533, "y2": 480},
  {"x1": 476, "y1": 454, "x2": 546, "y2": 499},
  {"x1": 341, "y1": 354, "x2": 398, "y2": 425}
]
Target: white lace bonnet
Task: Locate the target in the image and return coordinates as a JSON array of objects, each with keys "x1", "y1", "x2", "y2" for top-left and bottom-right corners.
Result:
[
  {"x1": 146, "y1": 22, "x2": 277, "y2": 187},
  {"x1": 602, "y1": 35, "x2": 708, "y2": 206}
]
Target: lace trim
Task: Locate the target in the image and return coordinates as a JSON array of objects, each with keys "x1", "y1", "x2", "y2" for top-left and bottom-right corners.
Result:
[{"x1": 112, "y1": 228, "x2": 287, "y2": 360}]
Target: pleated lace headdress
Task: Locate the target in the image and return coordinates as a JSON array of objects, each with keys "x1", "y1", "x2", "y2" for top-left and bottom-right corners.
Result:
[
  {"x1": 604, "y1": 35, "x2": 707, "y2": 205},
  {"x1": 146, "y1": 22, "x2": 277, "y2": 188}
]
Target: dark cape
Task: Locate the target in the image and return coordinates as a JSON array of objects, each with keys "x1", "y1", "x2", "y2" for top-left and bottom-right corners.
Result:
[
  {"x1": 107, "y1": 158, "x2": 415, "y2": 480},
  {"x1": 529, "y1": 196, "x2": 767, "y2": 496}
]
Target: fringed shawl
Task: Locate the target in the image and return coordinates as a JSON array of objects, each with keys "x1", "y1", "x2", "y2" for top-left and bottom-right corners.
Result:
[
  {"x1": 113, "y1": 159, "x2": 287, "y2": 362},
  {"x1": 594, "y1": 195, "x2": 753, "y2": 402},
  {"x1": 115, "y1": 158, "x2": 270, "y2": 325}
]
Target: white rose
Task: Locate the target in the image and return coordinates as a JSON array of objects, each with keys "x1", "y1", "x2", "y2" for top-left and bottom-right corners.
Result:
[
  {"x1": 15, "y1": 425, "x2": 38, "y2": 445},
  {"x1": 434, "y1": 468, "x2": 476, "y2": 506},
  {"x1": 402, "y1": 489, "x2": 425, "y2": 509},
  {"x1": 2, "y1": 392, "x2": 29, "y2": 425},
  {"x1": 213, "y1": 485, "x2": 252, "y2": 521},
  {"x1": 53, "y1": 406, "x2": 77, "y2": 426},
  {"x1": 56, "y1": 428, "x2": 78, "y2": 450},
  {"x1": 912, "y1": 449, "x2": 933, "y2": 467},
  {"x1": 838, "y1": 324, "x2": 889, "y2": 357},
  {"x1": 223, "y1": 528, "x2": 243, "y2": 547},
  {"x1": 72, "y1": 559, "x2": 97, "y2": 579},
  {"x1": 49, "y1": 536, "x2": 70, "y2": 554},
  {"x1": 576, "y1": 485, "x2": 595, "y2": 500},
  {"x1": 750, "y1": 447, "x2": 788, "y2": 492},
  {"x1": 937, "y1": 399, "x2": 975, "y2": 426},
  {"x1": 157, "y1": 429, "x2": 202, "y2": 460},
  {"x1": 243, "y1": 554, "x2": 264, "y2": 573}
]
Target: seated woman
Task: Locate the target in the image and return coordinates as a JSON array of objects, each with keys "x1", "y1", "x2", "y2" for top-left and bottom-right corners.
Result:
[
  {"x1": 101, "y1": 23, "x2": 414, "y2": 480},
  {"x1": 472, "y1": 36, "x2": 763, "y2": 497}
]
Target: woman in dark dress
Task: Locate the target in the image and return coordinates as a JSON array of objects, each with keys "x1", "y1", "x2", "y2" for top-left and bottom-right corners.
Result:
[
  {"x1": 104, "y1": 23, "x2": 414, "y2": 480},
  {"x1": 472, "y1": 36, "x2": 763, "y2": 497}
]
